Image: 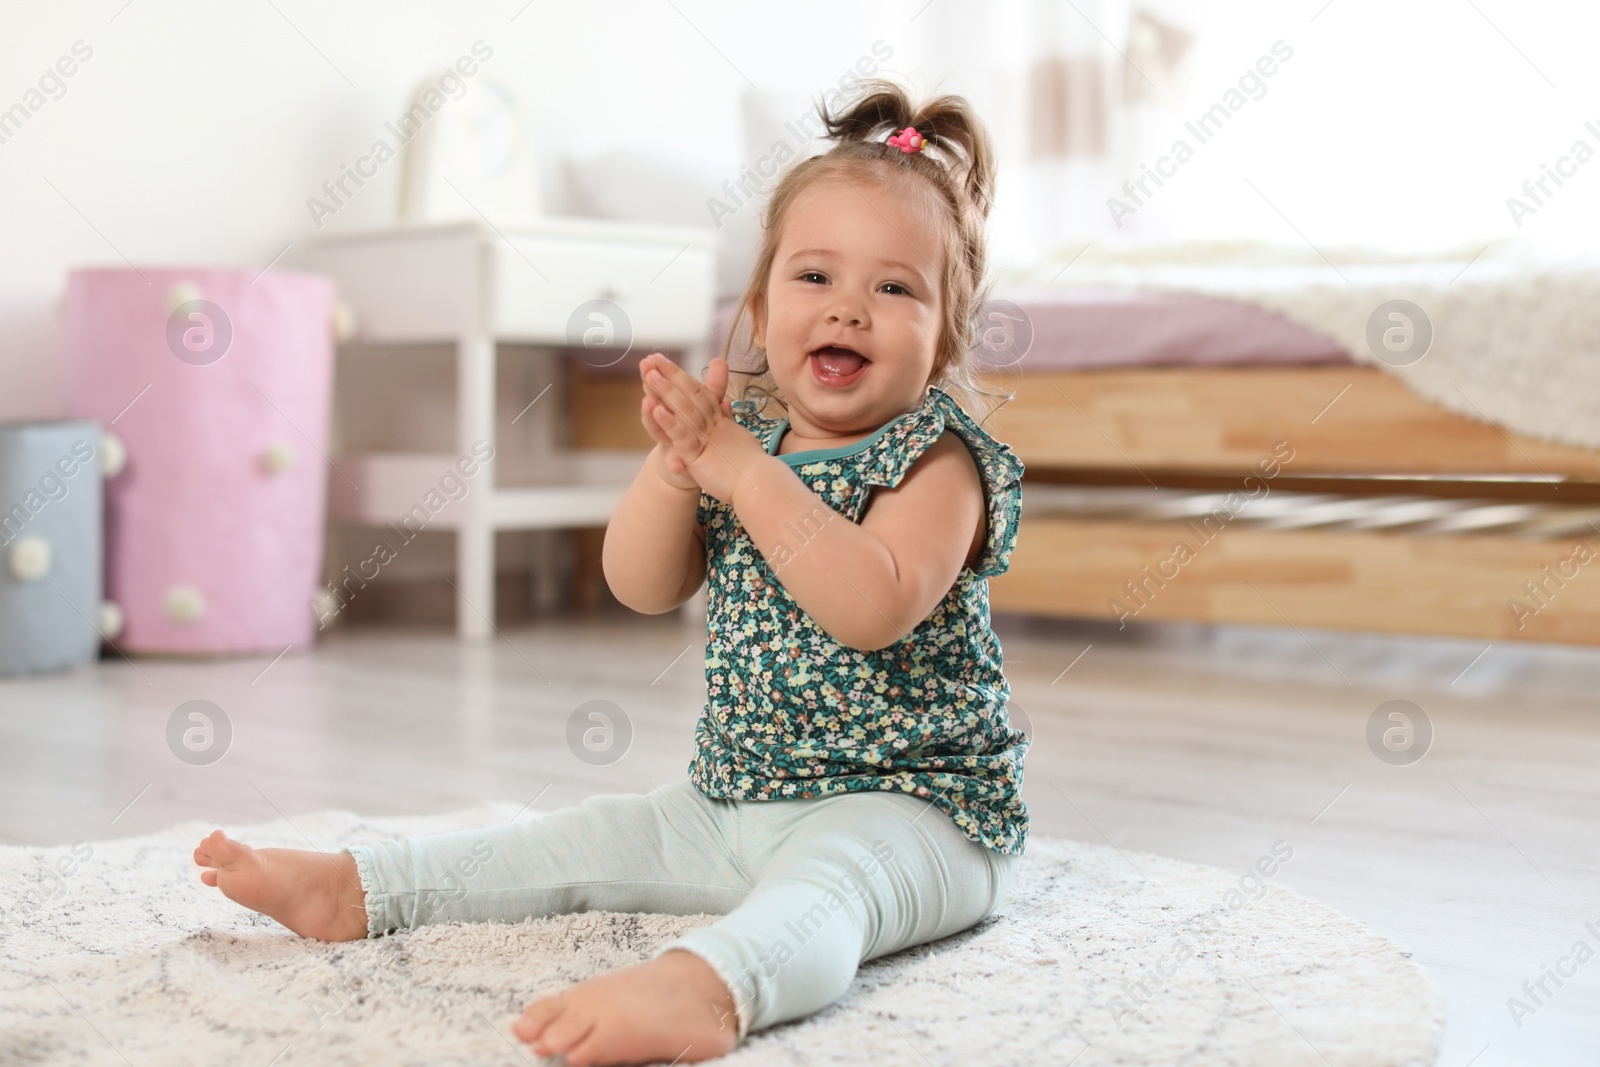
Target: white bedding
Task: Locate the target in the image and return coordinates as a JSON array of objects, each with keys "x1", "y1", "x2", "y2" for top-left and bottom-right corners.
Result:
[{"x1": 999, "y1": 240, "x2": 1600, "y2": 453}]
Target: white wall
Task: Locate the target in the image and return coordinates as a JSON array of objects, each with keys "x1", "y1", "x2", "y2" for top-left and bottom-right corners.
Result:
[
  {"x1": 0, "y1": 0, "x2": 947, "y2": 419},
  {"x1": 1138, "y1": 0, "x2": 1600, "y2": 250},
  {"x1": 3, "y1": 0, "x2": 1595, "y2": 421}
]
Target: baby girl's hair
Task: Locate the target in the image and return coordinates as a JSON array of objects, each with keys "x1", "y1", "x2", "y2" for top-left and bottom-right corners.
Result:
[{"x1": 721, "y1": 78, "x2": 1011, "y2": 423}]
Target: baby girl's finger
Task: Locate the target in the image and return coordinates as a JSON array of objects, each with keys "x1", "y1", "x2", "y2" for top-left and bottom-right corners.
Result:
[
  {"x1": 639, "y1": 357, "x2": 668, "y2": 394},
  {"x1": 654, "y1": 400, "x2": 709, "y2": 458},
  {"x1": 672, "y1": 382, "x2": 723, "y2": 435},
  {"x1": 638, "y1": 354, "x2": 680, "y2": 406},
  {"x1": 703, "y1": 357, "x2": 730, "y2": 401},
  {"x1": 651, "y1": 360, "x2": 720, "y2": 429},
  {"x1": 659, "y1": 397, "x2": 712, "y2": 447},
  {"x1": 643, "y1": 365, "x2": 692, "y2": 416},
  {"x1": 640, "y1": 393, "x2": 674, "y2": 435},
  {"x1": 655, "y1": 363, "x2": 719, "y2": 426},
  {"x1": 703, "y1": 358, "x2": 736, "y2": 419},
  {"x1": 647, "y1": 406, "x2": 691, "y2": 460},
  {"x1": 648, "y1": 396, "x2": 689, "y2": 440},
  {"x1": 640, "y1": 396, "x2": 676, "y2": 450}
]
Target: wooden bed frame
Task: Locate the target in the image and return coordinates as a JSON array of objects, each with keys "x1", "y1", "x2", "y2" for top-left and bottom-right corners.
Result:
[
  {"x1": 982, "y1": 366, "x2": 1600, "y2": 646},
  {"x1": 567, "y1": 359, "x2": 1600, "y2": 645}
]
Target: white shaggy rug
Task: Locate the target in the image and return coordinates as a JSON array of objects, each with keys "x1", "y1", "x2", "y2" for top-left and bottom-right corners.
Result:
[{"x1": 0, "y1": 804, "x2": 1443, "y2": 1066}]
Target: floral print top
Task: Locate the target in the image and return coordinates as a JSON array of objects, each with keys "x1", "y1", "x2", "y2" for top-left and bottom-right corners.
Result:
[{"x1": 688, "y1": 385, "x2": 1031, "y2": 856}]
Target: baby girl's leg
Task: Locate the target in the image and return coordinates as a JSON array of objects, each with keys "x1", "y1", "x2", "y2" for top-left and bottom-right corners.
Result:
[
  {"x1": 195, "y1": 782, "x2": 748, "y2": 938},
  {"x1": 649, "y1": 789, "x2": 1019, "y2": 1041},
  {"x1": 198, "y1": 781, "x2": 754, "y2": 1064},
  {"x1": 346, "y1": 783, "x2": 748, "y2": 935}
]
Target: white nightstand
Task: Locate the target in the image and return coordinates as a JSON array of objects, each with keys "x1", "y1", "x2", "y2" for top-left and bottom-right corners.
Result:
[{"x1": 305, "y1": 218, "x2": 717, "y2": 638}]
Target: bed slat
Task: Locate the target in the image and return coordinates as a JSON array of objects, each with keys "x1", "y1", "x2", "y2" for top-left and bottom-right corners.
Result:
[{"x1": 986, "y1": 367, "x2": 1600, "y2": 477}]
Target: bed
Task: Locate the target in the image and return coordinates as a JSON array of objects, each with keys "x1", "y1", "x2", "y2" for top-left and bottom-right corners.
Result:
[
  {"x1": 568, "y1": 245, "x2": 1600, "y2": 646},
  {"x1": 973, "y1": 252, "x2": 1600, "y2": 647},
  {"x1": 984, "y1": 362, "x2": 1600, "y2": 646}
]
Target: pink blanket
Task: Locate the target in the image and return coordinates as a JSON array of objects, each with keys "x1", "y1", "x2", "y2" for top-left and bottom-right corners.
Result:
[{"x1": 971, "y1": 287, "x2": 1350, "y2": 370}]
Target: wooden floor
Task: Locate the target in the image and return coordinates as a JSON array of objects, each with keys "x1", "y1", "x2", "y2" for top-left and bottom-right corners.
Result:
[{"x1": 2, "y1": 608, "x2": 1596, "y2": 1066}]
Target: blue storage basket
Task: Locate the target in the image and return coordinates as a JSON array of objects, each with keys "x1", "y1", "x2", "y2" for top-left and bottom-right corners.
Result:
[{"x1": 0, "y1": 420, "x2": 102, "y2": 675}]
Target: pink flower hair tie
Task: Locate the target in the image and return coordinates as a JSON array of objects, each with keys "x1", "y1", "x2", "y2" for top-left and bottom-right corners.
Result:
[{"x1": 886, "y1": 126, "x2": 926, "y2": 153}]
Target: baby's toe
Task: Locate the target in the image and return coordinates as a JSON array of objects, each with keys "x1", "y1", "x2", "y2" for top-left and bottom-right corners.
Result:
[
  {"x1": 530, "y1": 1005, "x2": 595, "y2": 1058},
  {"x1": 193, "y1": 830, "x2": 224, "y2": 866},
  {"x1": 205, "y1": 832, "x2": 255, "y2": 872},
  {"x1": 512, "y1": 996, "x2": 563, "y2": 1043},
  {"x1": 557, "y1": 1030, "x2": 611, "y2": 1067}
]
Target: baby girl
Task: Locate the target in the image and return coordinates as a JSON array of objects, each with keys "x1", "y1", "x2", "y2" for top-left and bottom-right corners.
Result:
[{"x1": 193, "y1": 78, "x2": 1029, "y2": 1066}]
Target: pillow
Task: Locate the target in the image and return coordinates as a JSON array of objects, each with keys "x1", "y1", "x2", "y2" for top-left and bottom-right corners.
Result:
[
  {"x1": 561, "y1": 84, "x2": 838, "y2": 302},
  {"x1": 562, "y1": 146, "x2": 753, "y2": 299}
]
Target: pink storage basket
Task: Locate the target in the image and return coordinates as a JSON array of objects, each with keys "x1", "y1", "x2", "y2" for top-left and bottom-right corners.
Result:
[{"x1": 65, "y1": 267, "x2": 336, "y2": 654}]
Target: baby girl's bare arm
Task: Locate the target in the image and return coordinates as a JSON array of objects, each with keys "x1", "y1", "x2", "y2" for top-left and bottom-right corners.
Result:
[
  {"x1": 731, "y1": 432, "x2": 983, "y2": 651},
  {"x1": 602, "y1": 448, "x2": 707, "y2": 616}
]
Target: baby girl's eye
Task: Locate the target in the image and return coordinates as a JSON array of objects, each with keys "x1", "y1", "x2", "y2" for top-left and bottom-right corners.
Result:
[
  {"x1": 880, "y1": 282, "x2": 910, "y2": 296},
  {"x1": 800, "y1": 271, "x2": 827, "y2": 284}
]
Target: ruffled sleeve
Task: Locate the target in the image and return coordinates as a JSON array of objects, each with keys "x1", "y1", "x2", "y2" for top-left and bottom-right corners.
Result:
[{"x1": 859, "y1": 387, "x2": 1026, "y2": 579}]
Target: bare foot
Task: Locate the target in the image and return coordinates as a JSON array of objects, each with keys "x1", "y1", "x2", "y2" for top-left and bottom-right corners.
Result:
[
  {"x1": 193, "y1": 830, "x2": 367, "y2": 941},
  {"x1": 512, "y1": 949, "x2": 740, "y2": 1065}
]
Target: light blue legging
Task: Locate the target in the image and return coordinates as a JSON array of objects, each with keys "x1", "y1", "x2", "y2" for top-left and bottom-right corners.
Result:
[{"x1": 344, "y1": 779, "x2": 1019, "y2": 1041}]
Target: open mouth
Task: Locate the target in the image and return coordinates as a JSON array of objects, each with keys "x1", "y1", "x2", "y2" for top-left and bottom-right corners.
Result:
[{"x1": 809, "y1": 344, "x2": 870, "y2": 385}]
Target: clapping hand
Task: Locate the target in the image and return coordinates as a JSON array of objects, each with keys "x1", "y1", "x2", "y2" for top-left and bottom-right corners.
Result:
[{"x1": 638, "y1": 352, "x2": 762, "y2": 503}]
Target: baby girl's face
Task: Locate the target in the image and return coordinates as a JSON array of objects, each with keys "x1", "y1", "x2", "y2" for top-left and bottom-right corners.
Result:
[{"x1": 756, "y1": 176, "x2": 943, "y2": 437}]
